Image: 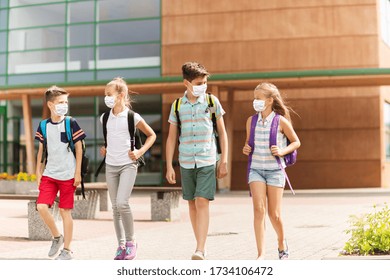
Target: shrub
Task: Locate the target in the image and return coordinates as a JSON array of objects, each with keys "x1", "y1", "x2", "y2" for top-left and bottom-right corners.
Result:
[{"x1": 342, "y1": 204, "x2": 390, "y2": 255}]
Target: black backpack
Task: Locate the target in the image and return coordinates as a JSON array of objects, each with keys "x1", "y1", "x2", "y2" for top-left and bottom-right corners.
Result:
[
  {"x1": 94, "y1": 110, "x2": 145, "y2": 177},
  {"x1": 40, "y1": 116, "x2": 89, "y2": 199}
]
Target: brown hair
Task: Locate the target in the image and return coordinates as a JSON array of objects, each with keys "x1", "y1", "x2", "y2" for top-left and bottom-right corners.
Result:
[
  {"x1": 106, "y1": 77, "x2": 135, "y2": 108},
  {"x1": 45, "y1": 85, "x2": 68, "y2": 103},
  {"x1": 182, "y1": 62, "x2": 210, "y2": 82},
  {"x1": 255, "y1": 82, "x2": 296, "y2": 123}
]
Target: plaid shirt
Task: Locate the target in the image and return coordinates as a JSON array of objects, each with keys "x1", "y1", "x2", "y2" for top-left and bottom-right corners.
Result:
[{"x1": 168, "y1": 92, "x2": 225, "y2": 169}]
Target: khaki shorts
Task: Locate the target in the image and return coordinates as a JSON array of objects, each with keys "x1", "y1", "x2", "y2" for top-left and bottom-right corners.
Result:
[{"x1": 180, "y1": 164, "x2": 216, "y2": 201}]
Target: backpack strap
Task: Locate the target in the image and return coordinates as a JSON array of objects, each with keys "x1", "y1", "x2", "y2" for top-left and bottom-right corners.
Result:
[
  {"x1": 247, "y1": 114, "x2": 259, "y2": 182},
  {"x1": 94, "y1": 111, "x2": 110, "y2": 177},
  {"x1": 68, "y1": 116, "x2": 87, "y2": 199},
  {"x1": 64, "y1": 116, "x2": 75, "y2": 153},
  {"x1": 39, "y1": 119, "x2": 49, "y2": 164},
  {"x1": 173, "y1": 97, "x2": 182, "y2": 137},
  {"x1": 269, "y1": 113, "x2": 295, "y2": 195},
  {"x1": 127, "y1": 110, "x2": 135, "y2": 151},
  {"x1": 206, "y1": 93, "x2": 221, "y2": 154}
]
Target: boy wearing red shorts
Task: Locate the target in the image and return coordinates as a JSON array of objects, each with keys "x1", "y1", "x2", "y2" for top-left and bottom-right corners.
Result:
[{"x1": 35, "y1": 86, "x2": 86, "y2": 260}]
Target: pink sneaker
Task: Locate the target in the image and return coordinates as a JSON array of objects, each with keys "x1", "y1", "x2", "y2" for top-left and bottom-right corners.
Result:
[
  {"x1": 114, "y1": 245, "x2": 126, "y2": 260},
  {"x1": 123, "y1": 241, "x2": 137, "y2": 260}
]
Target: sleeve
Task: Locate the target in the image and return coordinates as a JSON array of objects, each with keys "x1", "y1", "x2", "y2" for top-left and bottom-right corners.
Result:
[
  {"x1": 134, "y1": 112, "x2": 144, "y2": 126},
  {"x1": 34, "y1": 122, "x2": 44, "y2": 143},
  {"x1": 71, "y1": 119, "x2": 86, "y2": 143},
  {"x1": 168, "y1": 102, "x2": 178, "y2": 126},
  {"x1": 213, "y1": 95, "x2": 225, "y2": 120}
]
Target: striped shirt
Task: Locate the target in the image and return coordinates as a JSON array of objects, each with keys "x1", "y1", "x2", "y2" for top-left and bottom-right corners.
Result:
[
  {"x1": 168, "y1": 92, "x2": 225, "y2": 169},
  {"x1": 251, "y1": 111, "x2": 287, "y2": 170}
]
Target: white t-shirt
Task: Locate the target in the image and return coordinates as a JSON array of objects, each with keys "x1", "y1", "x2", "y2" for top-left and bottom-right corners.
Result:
[{"x1": 100, "y1": 108, "x2": 143, "y2": 166}]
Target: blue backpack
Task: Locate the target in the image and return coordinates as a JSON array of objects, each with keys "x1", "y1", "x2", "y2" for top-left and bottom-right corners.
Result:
[{"x1": 40, "y1": 116, "x2": 89, "y2": 198}]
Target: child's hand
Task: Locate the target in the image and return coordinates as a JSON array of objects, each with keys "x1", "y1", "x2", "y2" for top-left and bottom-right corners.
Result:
[
  {"x1": 73, "y1": 173, "x2": 81, "y2": 187},
  {"x1": 242, "y1": 144, "x2": 252, "y2": 155},
  {"x1": 166, "y1": 166, "x2": 176, "y2": 184},
  {"x1": 128, "y1": 149, "x2": 142, "y2": 161},
  {"x1": 217, "y1": 161, "x2": 228, "y2": 179},
  {"x1": 270, "y1": 145, "x2": 284, "y2": 157},
  {"x1": 100, "y1": 146, "x2": 106, "y2": 157}
]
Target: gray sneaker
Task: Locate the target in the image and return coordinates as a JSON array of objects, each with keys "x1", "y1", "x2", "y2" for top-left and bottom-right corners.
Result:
[
  {"x1": 55, "y1": 249, "x2": 73, "y2": 260},
  {"x1": 48, "y1": 235, "x2": 64, "y2": 257}
]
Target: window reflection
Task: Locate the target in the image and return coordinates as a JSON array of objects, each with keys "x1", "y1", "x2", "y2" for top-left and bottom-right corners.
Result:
[
  {"x1": 98, "y1": 0, "x2": 160, "y2": 21},
  {"x1": 9, "y1": 27, "x2": 65, "y2": 51},
  {"x1": 9, "y1": 4, "x2": 65, "y2": 29}
]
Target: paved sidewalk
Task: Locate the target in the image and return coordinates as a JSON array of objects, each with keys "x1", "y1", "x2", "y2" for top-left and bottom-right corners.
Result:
[{"x1": 0, "y1": 188, "x2": 389, "y2": 260}]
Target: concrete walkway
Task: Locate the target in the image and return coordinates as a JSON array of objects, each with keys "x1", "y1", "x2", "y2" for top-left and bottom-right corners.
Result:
[{"x1": 0, "y1": 188, "x2": 389, "y2": 260}]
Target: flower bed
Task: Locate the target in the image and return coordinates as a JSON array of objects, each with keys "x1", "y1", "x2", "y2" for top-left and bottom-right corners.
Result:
[{"x1": 0, "y1": 172, "x2": 37, "y2": 194}]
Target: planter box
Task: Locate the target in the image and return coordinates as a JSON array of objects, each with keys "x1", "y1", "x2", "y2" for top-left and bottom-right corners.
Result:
[
  {"x1": 15, "y1": 181, "x2": 38, "y2": 195},
  {"x1": 0, "y1": 181, "x2": 16, "y2": 194}
]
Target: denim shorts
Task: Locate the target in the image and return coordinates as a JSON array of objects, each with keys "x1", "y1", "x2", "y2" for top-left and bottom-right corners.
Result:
[{"x1": 248, "y1": 168, "x2": 286, "y2": 188}]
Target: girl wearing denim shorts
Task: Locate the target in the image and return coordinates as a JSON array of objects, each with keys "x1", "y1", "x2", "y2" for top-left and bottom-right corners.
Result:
[
  {"x1": 99, "y1": 77, "x2": 156, "y2": 260},
  {"x1": 242, "y1": 83, "x2": 300, "y2": 260}
]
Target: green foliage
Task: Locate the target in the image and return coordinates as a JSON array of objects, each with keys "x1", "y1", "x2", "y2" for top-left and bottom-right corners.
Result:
[{"x1": 343, "y1": 204, "x2": 390, "y2": 255}]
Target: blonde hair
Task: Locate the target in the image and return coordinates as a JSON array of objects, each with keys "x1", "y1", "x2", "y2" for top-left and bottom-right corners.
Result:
[
  {"x1": 255, "y1": 82, "x2": 295, "y2": 123},
  {"x1": 106, "y1": 77, "x2": 135, "y2": 108}
]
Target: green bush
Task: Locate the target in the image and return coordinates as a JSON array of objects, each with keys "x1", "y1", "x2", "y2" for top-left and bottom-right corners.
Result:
[{"x1": 342, "y1": 204, "x2": 390, "y2": 255}]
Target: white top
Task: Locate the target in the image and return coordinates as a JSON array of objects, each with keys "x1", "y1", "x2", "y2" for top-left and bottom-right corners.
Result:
[
  {"x1": 100, "y1": 108, "x2": 143, "y2": 166},
  {"x1": 43, "y1": 120, "x2": 77, "y2": 180}
]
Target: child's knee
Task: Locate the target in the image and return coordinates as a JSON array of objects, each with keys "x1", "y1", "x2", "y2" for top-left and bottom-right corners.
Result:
[{"x1": 36, "y1": 203, "x2": 49, "y2": 213}]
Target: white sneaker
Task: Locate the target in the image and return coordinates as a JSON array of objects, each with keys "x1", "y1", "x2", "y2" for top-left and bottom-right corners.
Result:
[
  {"x1": 55, "y1": 249, "x2": 73, "y2": 260},
  {"x1": 191, "y1": 250, "x2": 206, "y2": 260}
]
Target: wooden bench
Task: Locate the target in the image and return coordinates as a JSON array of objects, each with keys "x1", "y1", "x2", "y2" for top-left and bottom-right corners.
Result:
[{"x1": 80, "y1": 183, "x2": 182, "y2": 222}]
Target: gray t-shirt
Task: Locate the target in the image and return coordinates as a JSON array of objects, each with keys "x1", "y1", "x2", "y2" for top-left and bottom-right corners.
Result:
[{"x1": 35, "y1": 118, "x2": 86, "y2": 180}]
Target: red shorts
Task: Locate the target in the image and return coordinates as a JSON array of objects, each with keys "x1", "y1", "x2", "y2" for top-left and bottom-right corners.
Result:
[{"x1": 37, "y1": 176, "x2": 76, "y2": 209}]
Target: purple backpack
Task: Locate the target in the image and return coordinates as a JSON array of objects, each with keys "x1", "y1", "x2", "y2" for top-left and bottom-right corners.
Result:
[{"x1": 247, "y1": 113, "x2": 297, "y2": 194}]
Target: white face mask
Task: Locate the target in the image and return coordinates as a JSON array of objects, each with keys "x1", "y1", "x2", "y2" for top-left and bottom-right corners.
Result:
[
  {"x1": 192, "y1": 83, "x2": 207, "y2": 97},
  {"x1": 253, "y1": 100, "x2": 266, "y2": 112},
  {"x1": 55, "y1": 103, "x2": 68, "y2": 116},
  {"x1": 104, "y1": 96, "x2": 115, "y2": 108}
]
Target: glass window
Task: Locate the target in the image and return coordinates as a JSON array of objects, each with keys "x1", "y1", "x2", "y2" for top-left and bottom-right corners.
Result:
[
  {"x1": 68, "y1": 47, "x2": 94, "y2": 71},
  {"x1": 0, "y1": 54, "x2": 6, "y2": 74},
  {"x1": 0, "y1": 76, "x2": 5, "y2": 85},
  {"x1": 7, "y1": 72, "x2": 65, "y2": 85},
  {"x1": 98, "y1": 19, "x2": 160, "y2": 45},
  {"x1": 385, "y1": 102, "x2": 390, "y2": 161},
  {"x1": 0, "y1": 9, "x2": 7, "y2": 30},
  {"x1": 67, "y1": 70, "x2": 94, "y2": 83},
  {"x1": 9, "y1": 0, "x2": 53, "y2": 7},
  {"x1": 96, "y1": 68, "x2": 160, "y2": 80},
  {"x1": 9, "y1": 4, "x2": 65, "y2": 29},
  {"x1": 98, "y1": 0, "x2": 160, "y2": 21},
  {"x1": 98, "y1": 43, "x2": 159, "y2": 60},
  {"x1": 8, "y1": 49, "x2": 65, "y2": 74},
  {"x1": 0, "y1": 0, "x2": 9, "y2": 8},
  {"x1": 0, "y1": 32, "x2": 6, "y2": 52},
  {"x1": 69, "y1": 1, "x2": 94, "y2": 23},
  {"x1": 9, "y1": 27, "x2": 65, "y2": 51},
  {"x1": 69, "y1": 24, "x2": 94, "y2": 46}
]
